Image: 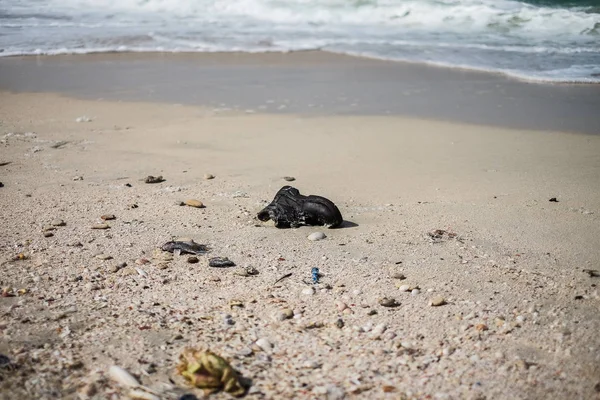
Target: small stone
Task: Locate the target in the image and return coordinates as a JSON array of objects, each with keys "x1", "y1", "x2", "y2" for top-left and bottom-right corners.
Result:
[
  {"x1": 283, "y1": 176, "x2": 295, "y2": 182},
  {"x1": 370, "y1": 323, "x2": 387, "y2": 339},
  {"x1": 51, "y1": 219, "x2": 66, "y2": 227},
  {"x1": 430, "y1": 296, "x2": 446, "y2": 306},
  {"x1": 273, "y1": 309, "x2": 293, "y2": 321},
  {"x1": 378, "y1": 297, "x2": 399, "y2": 307},
  {"x1": 308, "y1": 232, "x2": 326, "y2": 241},
  {"x1": 475, "y1": 324, "x2": 488, "y2": 331},
  {"x1": 390, "y1": 272, "x2": 406, "y2": 280},
  {"x1": 203, "y1": 173, "x2": 215, "y2": 180},
  {"x1": 101, "y1": 214, "x2": 116, "y2": 220},
  {"x1": 184, "y1": 199, "x2": 205, "y2": 208},
  {"x1": 336, "y1": 301, "x2": 348, "y2": 312},
  {"x1": 255, "y1": 338, "x2": 273, "y2": 352},
  {"x1": 208, "y1": 257, "x2": 235, "y2": 268},
  {"x1": 135, "y1": 258, "x2": 150, "y2": 265},
  {"x1": 516, "y1": 315, "x2": 525, "y2": 324},
  {"x1": 85, "y1": 283, "x2": 100, "y2": 291},
  {"x1": 549, "y1": 197, "x2": 559, "y2": 202},
  {"x1": 144, "y1": 175, "x2": 164, "y2": 184},
  {"x1": 91, "y1": 224, "x2": 110, "y2": 230},
  {"x1": 411, "y1": 289, "x2": 420, "y2": 296},
  {"x1": 43, "y1": 232, "x2": 54, "y2": 238},
  {"x1": 398, "y1": 284, "x2": 410, "y2": 292},
  {"x1": 187, "y1": 256, "x2": 199, "y2": 264},
  {"x1": 335, "y1": 318, "x2": 344, "y2": 328},
  {"x1": 367, "y1": 309, "x2": 378, "y2": 316},
  {"x1": 73, "y1": 176, "x2": 84, "y2": 181},
  {"x1": 108, "y1": 365, "x2": 139, "y2": 387},
  {"x1": 302, "y1": 287, "x2": 315, "y2": 296},
  {"x1": 95, "y1": 254, "x2": 113, "y2": 261},
  {"x1": 303, "y1": 360, "x2": 321, "y2": 369}
]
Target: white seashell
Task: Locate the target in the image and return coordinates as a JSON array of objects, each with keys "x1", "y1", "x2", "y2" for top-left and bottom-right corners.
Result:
[
  {"x1": 109, "y1": 365, "x2": 139, "y2": 387},
  {"x1": 135, "y1": 267, "x2": 147, "y2": 277}
]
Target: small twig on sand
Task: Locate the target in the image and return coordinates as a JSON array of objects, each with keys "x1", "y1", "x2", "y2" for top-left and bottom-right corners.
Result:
[{"x1": 274, "y1": 273, "x2": 292, "y2": 285}]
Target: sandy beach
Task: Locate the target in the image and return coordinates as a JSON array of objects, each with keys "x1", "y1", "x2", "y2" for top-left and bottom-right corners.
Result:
[{"x1": 1, "y1": 52, "x2": 600, "y2": 400}]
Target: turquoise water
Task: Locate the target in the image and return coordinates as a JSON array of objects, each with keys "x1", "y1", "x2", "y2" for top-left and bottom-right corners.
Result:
[{"x1": 1, "y1": 0, "x2": 599, "y2": 82}]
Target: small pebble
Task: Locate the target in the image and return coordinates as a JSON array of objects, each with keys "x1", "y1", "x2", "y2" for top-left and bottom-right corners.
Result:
[
  {"x1": 308, "y1": 232, "x2": 326, "y2": 241},
  {"x1": 129, "y1": 390, "x2": 160, "y2": 400},
  {"x1": 411, "y1": 289, "x2": 420, "y2": 296},
  {"x1": 378, "y1": 297, "x2": 399, "y2": 307},
  {"x1": 184, "y1": 199, "x2": 205, "y2": 208},
  {"x1": 398, "y1": 284, "x2": 410, "y2": 292},
  {"x1": 72, "y1": 176, "x2": 84, "y2": 181},
  {"x1": 336, "y1": 301, "x2": 348, "y2": 312},
  {"x1": 108, "y1": 365, "x2": 139, "y2": 387},
  {"x1": 101, "y1": 214, "x2": 116, "y2": 220},
  {"x1": 335, "y1": 318, "x2": 344, "y2": 328},
  {"x1": 43, "y1": 232, "x2": 54, "y2": 238},
  {"x1": 208, "y1": 257, "x2": 235, "y2": 268},
  {"x1": 369, "y1": 323, "x2": 387, "y2": 339},
  {"x1": 255, "y1": 338, "x2": 273, "y2": 352},
  {"x1": 302, "y1": 287, "x2": 315, "y2": 296},
  {"x1": 273, "y1": 309, "x2": 293, "y2": 321},
  {"x1": 144, "y1": 175, "x2": 164, "y2": 184},
  {"x1": 283, "y1": 176, "x2": 296, "y2": 181},
  {"x1": 430, "y1": 296, "x2": 446, "y2": 306},
  {"x1": 187, "y1": 256, "x2": 199, "y2": 264},
  {"x1": 91, "y1": 224, "x2": 110, "y2": 230},
  {"x1": 95, "y1": 254, "x2": 113, "y2": 261},
  {"x1": 51, "y1": 219, "x2": 66, "y2": 227},
  {"x1": 390, "y1": 272, "x2": 406, "y2": 280},
  {"x1": 203, "y1": 174, "x2": 215, "y2": 180}
]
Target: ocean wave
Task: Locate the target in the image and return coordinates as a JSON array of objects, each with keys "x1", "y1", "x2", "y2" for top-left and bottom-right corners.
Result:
[{"x1": 1, "y1": 0, "x2": 599, "y2": 83}]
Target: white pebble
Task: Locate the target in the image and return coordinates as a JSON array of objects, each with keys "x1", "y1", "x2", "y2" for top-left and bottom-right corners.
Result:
[
  {"x1": 398, "y1": 284, "x2": 410, "y2": 292},
  {"x1": 369, "y1": 323, "x2": 387, "y2": 339},
  {"x1": 255, "y1": 338, "x2": 273, "y2": 352},
  {"x1": 108, "y1": 366, "x2": 139, "y2": 387},
  {"x1": 308, "y1": 232, "x2": 326, "y2": 241},
  {"x1": 516, "y1": 315, "x2": 525, "y2": 323},
  {"x1": 128, "y1": 389, "x2": 160, "y2": 400},
  {"x1": 302, "y1": 287, "x2": 315, "y2": 296},
  {"x1": 411, "y1": 289, "x2": 420, "y2": 296}
]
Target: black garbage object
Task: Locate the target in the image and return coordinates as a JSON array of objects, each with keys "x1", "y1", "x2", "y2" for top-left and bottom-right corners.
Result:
[{"x1": 257, "y1": 186, "x2": 343, "y2": 228}]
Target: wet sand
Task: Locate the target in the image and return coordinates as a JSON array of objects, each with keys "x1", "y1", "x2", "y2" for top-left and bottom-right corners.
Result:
[{"x1": 0, "y1": 51, "x2": 599, "y2": 134}]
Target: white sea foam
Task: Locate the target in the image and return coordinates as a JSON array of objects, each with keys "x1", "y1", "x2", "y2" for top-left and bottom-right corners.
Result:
[{"x1": 1, "y1": 0, "x2": 599, "y2": 82}]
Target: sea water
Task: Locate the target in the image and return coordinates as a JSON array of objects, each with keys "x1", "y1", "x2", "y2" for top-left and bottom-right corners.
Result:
[{"x1": 1, "y1": 0, "x2": 599, "y2": 83}]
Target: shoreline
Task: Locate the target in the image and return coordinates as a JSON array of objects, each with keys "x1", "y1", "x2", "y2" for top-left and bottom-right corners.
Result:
[
  {"x1": 2, "y1": 49, "x2": 600, "y2": 86},
  {"x1": 1, "y1": 50, "x2": 599, "y2": 134}
]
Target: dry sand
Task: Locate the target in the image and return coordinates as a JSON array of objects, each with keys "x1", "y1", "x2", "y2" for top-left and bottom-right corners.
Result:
[{"x1": 1, "y1": 90, "x2": 600, "y2": 400}]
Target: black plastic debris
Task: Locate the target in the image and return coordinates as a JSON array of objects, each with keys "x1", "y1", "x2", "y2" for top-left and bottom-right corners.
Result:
[{"x1": 257, "y1": 186, "x2": 343, "y2": 228}]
